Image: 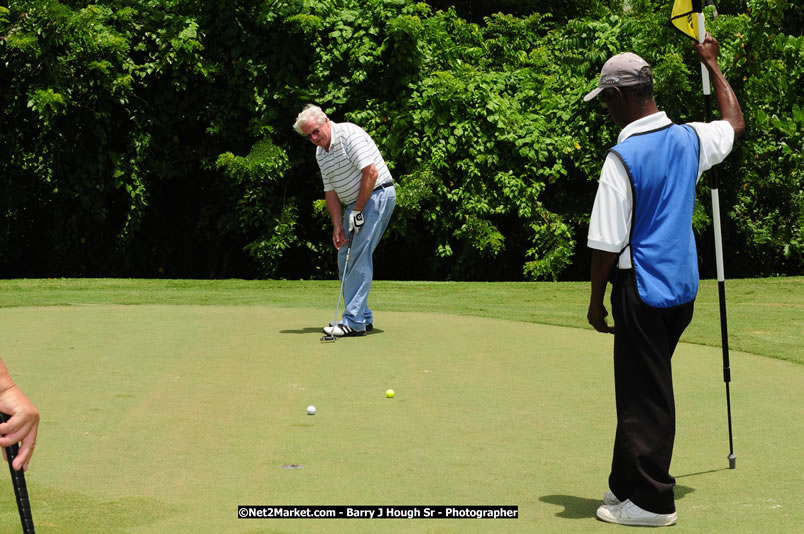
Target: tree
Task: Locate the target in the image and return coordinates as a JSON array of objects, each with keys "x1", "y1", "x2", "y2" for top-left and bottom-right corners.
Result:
[{"x1": 0, "y1": 0, "x2": 800, "y2": 280}]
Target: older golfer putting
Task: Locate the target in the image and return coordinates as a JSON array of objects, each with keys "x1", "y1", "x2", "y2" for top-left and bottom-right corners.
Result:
[{"x1": 294, "y1": 105, "x2": 395, "y2": 337}]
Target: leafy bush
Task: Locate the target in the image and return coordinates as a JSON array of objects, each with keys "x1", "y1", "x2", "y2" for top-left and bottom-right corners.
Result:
[{"x1": 1, "y1": 0, "x2": 800, "y2": 279}]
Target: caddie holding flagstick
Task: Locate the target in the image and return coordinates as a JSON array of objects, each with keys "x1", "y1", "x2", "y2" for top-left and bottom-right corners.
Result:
[
  {"x1": 294, "y1": 105, "x2": 396, "y2": 337},
  {"x1": 584, "y1": 34, "x2": 744, "y2": 526}
]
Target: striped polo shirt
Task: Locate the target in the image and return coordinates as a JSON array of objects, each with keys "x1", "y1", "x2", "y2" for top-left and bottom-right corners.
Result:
[{"x1": 316, "y1": 121, "x2": 392, "y2": 205}]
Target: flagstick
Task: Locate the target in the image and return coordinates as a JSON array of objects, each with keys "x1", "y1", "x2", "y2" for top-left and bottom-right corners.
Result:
[{"x1": 698, "y1": 12, "x2": 736, "y2": 470}]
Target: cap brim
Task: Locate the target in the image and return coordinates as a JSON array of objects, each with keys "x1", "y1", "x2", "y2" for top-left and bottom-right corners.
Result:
[{"x1": 583, "y1": 86, "x2": 604, "y2": 102}]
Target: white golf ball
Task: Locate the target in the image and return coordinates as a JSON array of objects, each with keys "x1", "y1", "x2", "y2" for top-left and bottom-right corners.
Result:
[{"x1": 307, "y1": 405, "x2": 316, "y2": 415}]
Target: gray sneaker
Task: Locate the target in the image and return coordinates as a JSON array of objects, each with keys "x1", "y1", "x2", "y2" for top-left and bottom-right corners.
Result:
[
  {"x1": 596, "y1": 499, "x2": 677, "y2": 527},
  {"x1": 603, "y1": 490, "x2": 621, "y2": 506}
]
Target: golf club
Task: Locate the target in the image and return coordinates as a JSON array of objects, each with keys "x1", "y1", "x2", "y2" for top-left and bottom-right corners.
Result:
[
  {"x1": 321, "y1": 228, "x2": 355, "y2": 342},
  {"x1": 0, "y1": 412, "x2": 35, "y2": 534}
]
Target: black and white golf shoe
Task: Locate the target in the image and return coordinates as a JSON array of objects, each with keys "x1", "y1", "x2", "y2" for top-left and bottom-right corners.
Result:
[{"x1": 322, "y1": 324, "x2": 366, "y2": 337}]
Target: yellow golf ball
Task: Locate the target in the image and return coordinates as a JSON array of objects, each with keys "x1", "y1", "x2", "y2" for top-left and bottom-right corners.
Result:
[{"x1": 386, "y1": 389, "x2": 395, "y2": 398}]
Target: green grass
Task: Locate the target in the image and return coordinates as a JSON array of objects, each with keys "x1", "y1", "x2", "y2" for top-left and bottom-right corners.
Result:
[
  {"x1": 0, "y1": 278, "x2": 801, "y2": 533},
  {"x1": 1, "y1": 277, "x2": 801, "y2": 364}
]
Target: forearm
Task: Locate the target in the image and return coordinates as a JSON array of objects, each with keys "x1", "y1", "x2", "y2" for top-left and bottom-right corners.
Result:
[
  {"x1": 587, "y1": 249, "x2": 618, "y2": 334},
  {"x1": 325, "y1": 190, "x2": 343, "y2": 229},
  {"x1": 695, "y1": 34, "x2": 745, "y2": 138},
  {"x1": 589, "y1": 250, "x2": 617, "y2": 306},
  {"x1": 353, "y1": 165, "x2": 378, "y2": 212},
  {"x1": 707, "y1": 63, "x2": 745, "y2": 138}
]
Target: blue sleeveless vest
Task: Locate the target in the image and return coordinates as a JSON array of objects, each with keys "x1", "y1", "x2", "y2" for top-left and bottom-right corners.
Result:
[{"x1": 610, "y1": 124, "x2": 700, "y2": 308}]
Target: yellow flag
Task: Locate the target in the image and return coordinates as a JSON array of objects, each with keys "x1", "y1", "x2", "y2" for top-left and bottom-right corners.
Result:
[{"x1": 670, "y1": 0, "x2": 703, "y2": 40}]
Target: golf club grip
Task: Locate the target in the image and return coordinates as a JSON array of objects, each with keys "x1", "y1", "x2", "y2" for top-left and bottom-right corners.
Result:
[{"x1": 0, "y1": 413, "x2": 35, "y2": 534}]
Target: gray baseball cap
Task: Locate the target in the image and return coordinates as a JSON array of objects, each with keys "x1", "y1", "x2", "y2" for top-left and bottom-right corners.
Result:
[{"x1": 583, "y1": 52, "x2": 653, "y2": 102}]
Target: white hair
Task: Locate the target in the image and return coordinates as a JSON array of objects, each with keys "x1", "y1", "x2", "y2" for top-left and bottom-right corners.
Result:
[{"x1": 293, "y1": 104, "x2": 327, "y2": 134}]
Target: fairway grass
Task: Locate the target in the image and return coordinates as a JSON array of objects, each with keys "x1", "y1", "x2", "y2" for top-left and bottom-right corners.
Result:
[
  {"x1": 1, "y1": 277, "x2": 802, "y2": 365},
  {"x1": 0, "y1": 302, "x2": 801, "y2": 533}
]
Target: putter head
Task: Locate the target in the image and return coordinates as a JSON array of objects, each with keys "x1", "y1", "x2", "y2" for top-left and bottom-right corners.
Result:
[{"x1": 320, "y1": 335, "x2": 337, "y2": 343}]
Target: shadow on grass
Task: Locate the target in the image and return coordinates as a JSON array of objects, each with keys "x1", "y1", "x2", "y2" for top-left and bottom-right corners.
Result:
[
  {"x1": 540, "y1": 485, "x2": 696, "y2": 519},
  {"x1": 539, "y1": 495, "x2": 600, "y2": 519},
  {"x1": 279, "y1": 327, "x2": 323, "y2": 334},
  {"x1": 676, "y1": 468, "x2": 731, "y2": 478},
  {"x1": 279, "y1": 326, "x2": 386, "y2": 335}
]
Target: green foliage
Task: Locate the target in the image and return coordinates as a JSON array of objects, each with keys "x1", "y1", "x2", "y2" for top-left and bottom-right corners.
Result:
[
  {"x1": 215, "y1": 139, "x2": 294, "y2": 277},
  {"x1": 0, "y1": 0, "x2": 801, "y2": 280},
  {"x1": 370, "y1": 11, "x2": 584, "y2": 280},
  {"x1": 27, "y1": 88, "x2": 67, "y2": 118},
  {"x1": 1, "y1": 0, "x2": 145, "y2": 274},
  {"x1": 703, "y1": 4, "x2": 804, "y2": 276}
]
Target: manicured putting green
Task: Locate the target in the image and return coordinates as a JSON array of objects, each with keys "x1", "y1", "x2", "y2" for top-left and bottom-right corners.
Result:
[{"x1": 0, "y1": 305, "x2": 801, "y2": 533}]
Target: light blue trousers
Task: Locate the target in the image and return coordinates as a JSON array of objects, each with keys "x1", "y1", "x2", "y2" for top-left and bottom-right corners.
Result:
[{"x1": 338, "y1": 185, "x2": 396, "y2": 331}]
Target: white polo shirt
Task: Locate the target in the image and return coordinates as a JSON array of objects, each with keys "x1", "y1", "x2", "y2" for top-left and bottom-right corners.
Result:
[
  {"x1": 587, "y1": 111, "x2": 735, "y2": 268},
  {"x1": 316, "y1": 121, "x2": 392, "y2": 206}
]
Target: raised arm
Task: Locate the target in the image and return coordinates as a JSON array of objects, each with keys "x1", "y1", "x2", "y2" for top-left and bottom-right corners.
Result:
[{"x1": 694, "y1": 33, "x2": 745, "y2": 138}]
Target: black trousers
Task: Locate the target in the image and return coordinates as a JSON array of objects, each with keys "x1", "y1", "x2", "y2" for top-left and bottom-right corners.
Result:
[{"x1": 608, "y1": 270, "x2": 694, "y2": 514}]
